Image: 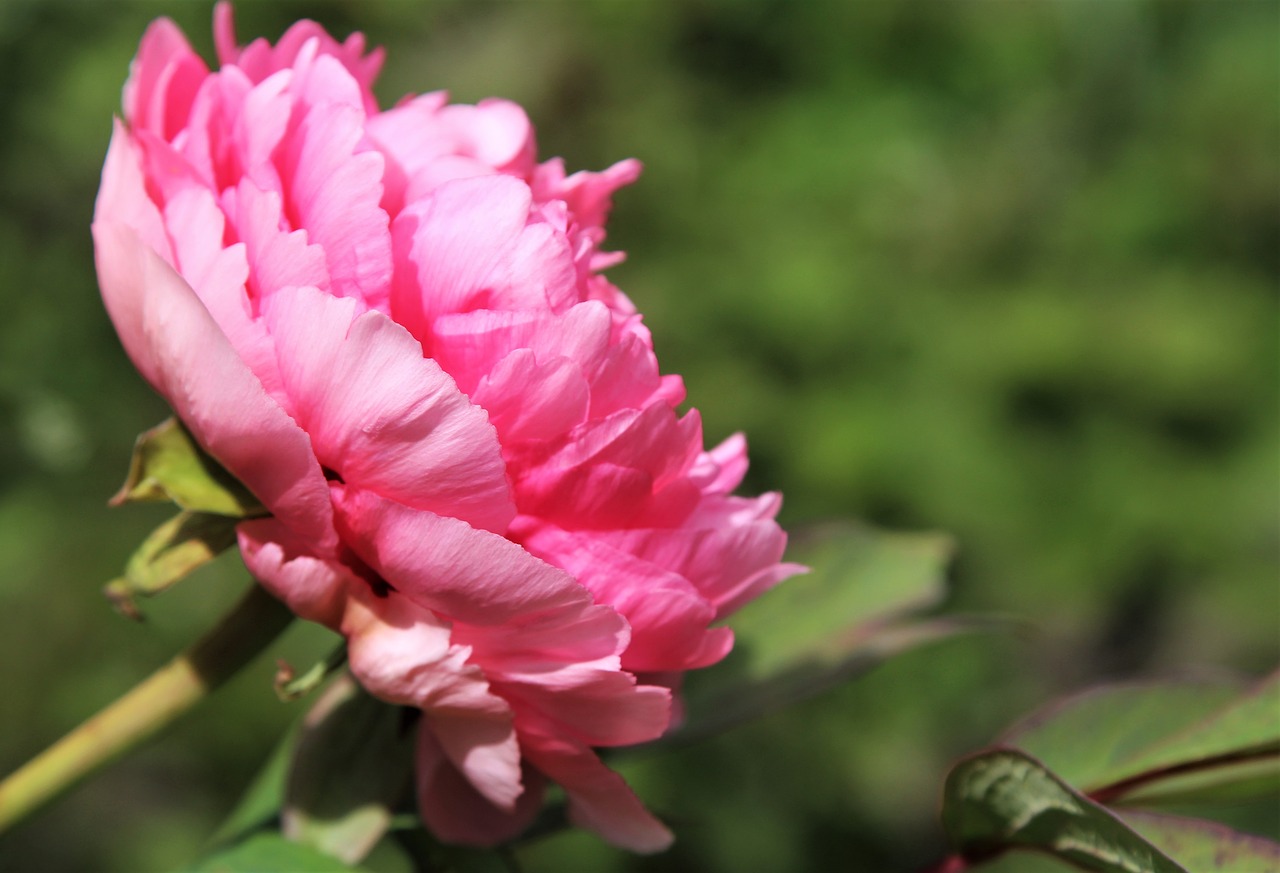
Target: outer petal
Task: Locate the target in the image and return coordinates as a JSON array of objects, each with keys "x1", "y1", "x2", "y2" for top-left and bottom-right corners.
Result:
[
  {"x1": 237, "y1": 518, "x2": 350, "y2": 628},
  {"x1": 92, "y1": 221, "x2": 334, "y2": 548},
  {"x1": 520, "y1": 727, "x2": 674, "y2": 854},
  {"x1": 342, "y1": 588, "x2": 510, "y2": 719},
  {"x1": 416, "y1": 727, "x2": 547, "y2": 846},
  {"x1": 262, "y1": 285, "x2": 514, "y2": 534}
]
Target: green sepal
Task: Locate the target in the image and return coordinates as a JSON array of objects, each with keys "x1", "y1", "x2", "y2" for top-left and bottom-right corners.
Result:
[
  {"x1": 275, "y1": 647, "x2": 349, "y2": 702},
  {"x1": 105, "y1": 510, "x2": 239, "y2": 620},
  {"x1": 282, "y1": 673, "x2": 415, "y2": 865},
  {"x1": 111, "y1": 417, "x2": 265, "y2": 517}
]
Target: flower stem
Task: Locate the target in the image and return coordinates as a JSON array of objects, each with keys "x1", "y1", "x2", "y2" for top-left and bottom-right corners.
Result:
[{"x1": 0, "y1": 583, "x2": 293, "y2": 833}]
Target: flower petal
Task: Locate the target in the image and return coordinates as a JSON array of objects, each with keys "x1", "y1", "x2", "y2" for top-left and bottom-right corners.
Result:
[
  {"x1": 262, "y1": 285, "x2": 514, "y2": 534},
  {"x1": 92, "y1": 220, "x2": 334, "y2": 547}
]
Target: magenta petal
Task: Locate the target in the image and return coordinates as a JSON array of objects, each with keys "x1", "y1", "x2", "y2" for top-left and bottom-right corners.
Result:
[
  {"x1": 262, "y1": 285, "x2": 514, "y2": 533},
  {"x1": 123, "y1": 16, "x2": 207, "y2": 140},
  {"x1": 92, "y1": 221, "x2": 334, "y2": 548}
]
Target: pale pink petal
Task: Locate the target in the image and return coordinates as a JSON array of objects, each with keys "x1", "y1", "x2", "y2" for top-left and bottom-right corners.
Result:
[
  {"x1": 430, "y1": 302, "x2": 612, "y2": 397},
  {"x1": 262, "y1": 286, "x2": 514, "y2": 533},
  {"x1": 92, "y1": 221, "x2": 334, "y2": 547},
  {"x1": 238, "y1": 518, "x2": 350, "y2": 628},
  {"x1": 224, "y1": 179, "x2": 329, "y2": 302},
  {"x1": 342, "y1": 589, "x2": 510, "y2": 718},
  {"x1": 94, "y1": 121, "x2": 172, "y2": 267},
  {"x1": 214, "y1": 1, "x2": 383, "y2": 114},
  {"x1": 416, "y1": 727, "x2": 546, "y2": 846},
  {"x1": 429, "y1": 713, "x2": 522, "y2": 811},
  {"x1": 278, "y1": 54, "x2": 391, "y2": 308},
  {"x1": 532, "y1": 157, "x2": 641, "y2": 235}
]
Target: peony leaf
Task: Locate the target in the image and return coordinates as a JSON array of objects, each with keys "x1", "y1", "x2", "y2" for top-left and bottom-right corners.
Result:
[
  {"x1": 111, "y1": 417, "x2": 265, "y2": 517},
  {"x1": 283, "y1": 673, "x2": 414, "y2": 865},
  {"x1": 669, "y1": 522, "x2": 986, "y2": 747},
  {"x1": 1001, "y1": 672, "x2": 1280, "y2": 807},
  {"x1": 941, "y1": 748, "x2": 1188, "y2": 873},
  {"x1": 729, "y1": 521, "x2": 955, "y2": 678},
  {"x1": 104, "y1": 510, "x2": 239, "y2": 619},
  {"x1": 189, "y1": 831, "x2": 365, "y2": 872},
  {"x1": 1120, "y1": 810, "x2": 1280, "y2": 872},
  {"x1": 207, "y1": 720, "x2": 300, "y2": 850}
]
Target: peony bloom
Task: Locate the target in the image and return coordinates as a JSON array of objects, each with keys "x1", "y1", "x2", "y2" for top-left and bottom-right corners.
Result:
[{"x1": 94, "y1": 4, "x2": 799, "y2": 852}]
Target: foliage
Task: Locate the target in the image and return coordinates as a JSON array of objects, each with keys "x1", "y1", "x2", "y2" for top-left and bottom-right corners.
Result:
[{"x1": 0, "y1": 1, "x2": 1274, "y2": 871}]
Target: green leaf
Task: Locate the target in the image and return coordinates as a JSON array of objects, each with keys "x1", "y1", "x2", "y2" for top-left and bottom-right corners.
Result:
[
  {"x1": 1120, "y1": 810, "x2": 1280, "y2": 872},
  {"x1": 941, "y1": 748, "x2": 1188, "y2": 873},
  {"x1": 1105, "y1": 672, "x2": 1280, "y2": 797},
  {"x1": 667, "y1": 522, "x2": 986, "y2": 746},
  {"x1": 729, "y1": 521, "x2": 955, "y2": 677},
  {"x1": 112, "y1": 417, "x2": 264, "y2": 517},
  {"x1": 283, "y1": 673, "x2": 414, "y2": 865},
  {"x1": 189, "y1": 832, "x2": 365, "y2": 872},
  {"x1": 207, "y1": 719, "x2": 301, "y2": 849},
  {"x1": 1002, "y1": 673, "x2": 1280, "y2": 807},
  {"x1": 104, "y1": 510, "x2": 239, "y2": 619}
]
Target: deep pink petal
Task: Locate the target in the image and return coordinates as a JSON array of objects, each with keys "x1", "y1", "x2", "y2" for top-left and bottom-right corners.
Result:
[{"x1": 123, "y1": 16, "x2": 207, "y2": 141}]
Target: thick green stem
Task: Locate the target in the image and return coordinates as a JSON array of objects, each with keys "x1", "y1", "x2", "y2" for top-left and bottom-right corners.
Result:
[{"x1": 0, "y1": 583, "x2": 293, "y2": 833}]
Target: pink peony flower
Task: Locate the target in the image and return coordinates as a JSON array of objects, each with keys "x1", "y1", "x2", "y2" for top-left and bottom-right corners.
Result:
[{"x1": 94, "y1": 4, "x2": 800, "y2": 852}]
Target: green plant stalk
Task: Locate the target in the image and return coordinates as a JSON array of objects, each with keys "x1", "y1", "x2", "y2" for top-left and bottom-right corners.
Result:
[{"x1": 0, "y1": 583, "x2": 293, "y2": 833}]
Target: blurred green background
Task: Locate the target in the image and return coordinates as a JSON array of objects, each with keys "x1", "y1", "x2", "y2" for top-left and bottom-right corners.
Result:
[{"x1": 0, "y1": 1, "x2": 1275, "y2": 870}]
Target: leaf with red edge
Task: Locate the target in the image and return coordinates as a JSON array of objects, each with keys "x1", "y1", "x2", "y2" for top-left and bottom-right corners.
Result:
[
  {"x1": 1002, "y1": 673, "x2": 1280, "y2": 807},
  {"x1": 941, "y1": 748, "x2": 1187, "y2": 873},
  {"x1": 1121, "y1": 810, "x2": 1280, "y2": 872}
]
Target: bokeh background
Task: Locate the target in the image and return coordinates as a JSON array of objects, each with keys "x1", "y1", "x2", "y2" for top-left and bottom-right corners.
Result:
[{"x1": 0, "y1": 1, "x2": 1276, "y2": 871}]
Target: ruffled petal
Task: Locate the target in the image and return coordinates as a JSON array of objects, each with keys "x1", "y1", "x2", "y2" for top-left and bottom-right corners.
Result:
[
  {"x1": 330, "y1": 486, "x2": 590, "y2": 626},
  {"x1": 262, "y1": 285, "x2": 514, "y2": 533},
  {"x1": 92, "y1": 221, "x2": 334, "y2": 548},
  {"x1": 238, "y1": 518, "x2": 350, "y2": 628}
]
